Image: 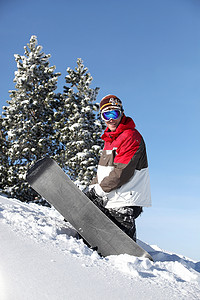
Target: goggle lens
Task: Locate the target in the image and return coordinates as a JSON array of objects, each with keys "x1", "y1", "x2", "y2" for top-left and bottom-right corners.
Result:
[{"x1": 101, "y1": 109, "x2": 121, "y2": 121}]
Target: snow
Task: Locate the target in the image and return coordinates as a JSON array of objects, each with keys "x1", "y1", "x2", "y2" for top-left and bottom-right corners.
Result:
[{"x1": 0, "y1": 195, "x2": 200, "y2": 300}]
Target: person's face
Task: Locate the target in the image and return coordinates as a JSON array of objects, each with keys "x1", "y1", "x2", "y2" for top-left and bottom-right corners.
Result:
[{"x1": 105, "y1": 115, "x2": 122, "y2": 131}]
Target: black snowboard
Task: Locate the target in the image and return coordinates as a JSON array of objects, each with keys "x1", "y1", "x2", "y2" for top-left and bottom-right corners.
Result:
[{"x1": 26, "y1": 157, "x2": 153, "y2": 261}]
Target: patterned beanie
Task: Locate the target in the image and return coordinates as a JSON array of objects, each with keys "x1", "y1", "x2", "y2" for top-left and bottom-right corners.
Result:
[{"x1": 100, "y1": 95, "x2": 123, "y2": 113}]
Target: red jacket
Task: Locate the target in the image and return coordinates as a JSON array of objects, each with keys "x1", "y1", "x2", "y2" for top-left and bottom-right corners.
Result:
[{"x1": 93, "y1": 115, "x2": 151, "y2": 209}]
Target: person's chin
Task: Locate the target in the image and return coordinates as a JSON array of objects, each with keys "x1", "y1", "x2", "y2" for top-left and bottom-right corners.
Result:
[{"x1": 109, "y1": 126, "x2": 117, "y2": 131}]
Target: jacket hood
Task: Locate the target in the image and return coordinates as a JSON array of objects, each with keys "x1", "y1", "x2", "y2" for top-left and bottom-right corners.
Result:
[{"x1": 101, "y1": 115, "x2": 136, "y2": 142}]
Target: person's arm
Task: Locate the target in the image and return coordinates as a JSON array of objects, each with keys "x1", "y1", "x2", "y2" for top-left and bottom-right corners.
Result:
[{"x1": 99, "y1": 134, "x2": 143, "y2": 193}]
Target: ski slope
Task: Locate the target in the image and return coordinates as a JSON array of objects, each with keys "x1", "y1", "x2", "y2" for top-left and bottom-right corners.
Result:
[{"x1": 0, "y1": 195, "x2": 199, "y2": 300}]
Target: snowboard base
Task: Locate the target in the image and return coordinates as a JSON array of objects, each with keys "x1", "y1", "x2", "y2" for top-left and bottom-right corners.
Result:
[{"x1": 26, "y1": 157, "x2": 153, "y2": 261}]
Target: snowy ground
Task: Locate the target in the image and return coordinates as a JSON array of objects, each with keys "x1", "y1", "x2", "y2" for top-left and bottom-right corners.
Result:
[{"x1": 0, "y1": 195, "x2": 200, "y2": 300}]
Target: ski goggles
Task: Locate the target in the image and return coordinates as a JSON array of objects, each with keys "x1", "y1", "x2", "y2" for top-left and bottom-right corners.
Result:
[{"x1": 101, "y1": 109, "x2": 122, "y2": 121}]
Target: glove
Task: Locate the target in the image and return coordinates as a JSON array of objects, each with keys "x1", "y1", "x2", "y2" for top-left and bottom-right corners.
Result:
[
  {"x1": 85, "y1": 187, "x2": 104, "y2": 208},
  {"x1": 94, "y1": 183, "x2": 108, "y2": 198},
  {"x1": 84, "y1": 187, "x2": 112, "y2": 218}
]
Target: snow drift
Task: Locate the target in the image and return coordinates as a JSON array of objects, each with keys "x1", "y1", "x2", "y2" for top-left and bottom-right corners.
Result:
[{"x1": 0, "y1": 195, "x2": 200, "y2": 300}]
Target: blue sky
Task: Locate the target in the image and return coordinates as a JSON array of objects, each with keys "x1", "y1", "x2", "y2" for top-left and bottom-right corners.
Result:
[{"x1": 0, "y1": 0, "x2": 200, "y2": 261}]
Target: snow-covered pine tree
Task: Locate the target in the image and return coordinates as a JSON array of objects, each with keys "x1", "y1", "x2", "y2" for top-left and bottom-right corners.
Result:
[
  {"x1": 55, "y1": 58, "x2": 105, "y2": 185},
  {"x1": 0, "y1": 115, "x2": 9, "y2": 193},
  {"x1": 2, "y1": 35, "x2": 61, "y2": 201}
]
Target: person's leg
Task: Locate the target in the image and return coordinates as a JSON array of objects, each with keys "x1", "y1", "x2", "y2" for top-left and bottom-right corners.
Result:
[
  {"x1": 108, "y1": 207, "x2": 137, "y2": 241},
  {"x1": 85, "y1": 189, "x2": 142, "y2": 242}
]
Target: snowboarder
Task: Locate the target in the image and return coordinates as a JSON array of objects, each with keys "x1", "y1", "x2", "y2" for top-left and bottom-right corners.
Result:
[{"x1": 86, "y1": 95, "x2": 151, "y2": 241}]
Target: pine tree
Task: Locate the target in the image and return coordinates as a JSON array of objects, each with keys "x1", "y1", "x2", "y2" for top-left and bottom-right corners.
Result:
[
  {"x1": 55, "y1": 58, "x2": 105, "y2": 185},
  {"x1": 2, "y1": 35, "x2": 61, "y2": 201},
  {"x1": 0, "y1": 115, "x2": 9, "y2": 193}
]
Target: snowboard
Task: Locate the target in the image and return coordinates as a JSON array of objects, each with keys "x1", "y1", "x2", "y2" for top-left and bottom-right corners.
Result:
[{"x1": 26, "y1": 157, "x2": 153, "y2": 261}]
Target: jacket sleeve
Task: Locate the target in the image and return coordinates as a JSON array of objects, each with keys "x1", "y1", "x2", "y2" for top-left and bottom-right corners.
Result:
[{"x1": 99, "y1": 134, "x2": 147, "y2": 193}]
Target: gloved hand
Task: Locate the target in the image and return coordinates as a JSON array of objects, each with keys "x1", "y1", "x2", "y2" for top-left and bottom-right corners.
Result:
[
  {"x1": 85, "y1": 187, "x2": 104, "y2": 208},
  {"x1": 94, "y1": 183, "x2": 108, "y2": 198},
  {"x1": 84, "y1": 186, "x2": 112, "y2": 218}
]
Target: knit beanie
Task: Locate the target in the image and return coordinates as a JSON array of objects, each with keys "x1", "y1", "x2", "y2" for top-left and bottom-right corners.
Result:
[{"x1": 100, "y1": 95, "x2": 123, "y2": 113}]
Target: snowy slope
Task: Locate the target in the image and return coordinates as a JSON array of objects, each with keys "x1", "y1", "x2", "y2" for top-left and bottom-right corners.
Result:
[{"x1": 0, "y1": 195, "x2": 200, "y2": 300}]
